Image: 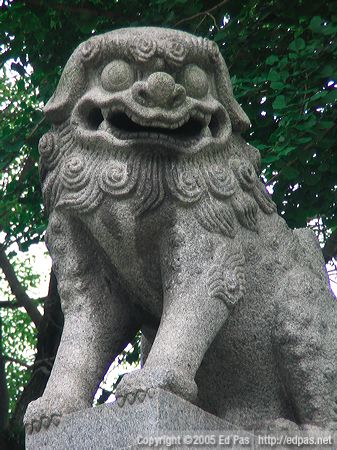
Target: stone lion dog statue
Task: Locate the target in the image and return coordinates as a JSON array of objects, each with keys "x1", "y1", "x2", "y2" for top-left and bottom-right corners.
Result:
[{"x1": 24, "y1": 27, "x2": 336, "y2": 434}]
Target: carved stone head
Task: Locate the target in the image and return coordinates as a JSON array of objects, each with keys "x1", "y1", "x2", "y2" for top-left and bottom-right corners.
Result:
[{"x1": 44, "y1": 27, "x2": 250, "y2": 155}]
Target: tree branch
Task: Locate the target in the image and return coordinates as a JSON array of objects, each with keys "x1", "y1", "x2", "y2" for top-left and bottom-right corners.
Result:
[
  {"x1": 174, "y1": 0, "x2": 230, "y2": 27},
  {"x1": 25, "y1": 116, "x2": 45, "y2": 144},
  {"x1": 0, "y1": 316, "x2": 9, "y2": 432},
  {"x1": 0, "y1": 301, "x2": 19, "y2": 308},
  {"x1": 0, "y1": 248, "x2": 43, "y2": 328},
  {"x1": 323, "y1": 228, "x2": 337, "y2": 263}
]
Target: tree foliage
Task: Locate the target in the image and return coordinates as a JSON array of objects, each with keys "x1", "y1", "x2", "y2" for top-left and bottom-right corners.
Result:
[{"x1": 0, "y1": 0, "x2": 336, "y2": 448}]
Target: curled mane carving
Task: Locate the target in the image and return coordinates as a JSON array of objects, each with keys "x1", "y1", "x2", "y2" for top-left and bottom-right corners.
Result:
[{"x1": 40, "y1": 27, "x2": 276, "y2": 237}]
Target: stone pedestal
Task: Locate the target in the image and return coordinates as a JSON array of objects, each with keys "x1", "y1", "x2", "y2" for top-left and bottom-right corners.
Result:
[{"x1": 26, "y1": 389, "x2": 249, "y2": 449}]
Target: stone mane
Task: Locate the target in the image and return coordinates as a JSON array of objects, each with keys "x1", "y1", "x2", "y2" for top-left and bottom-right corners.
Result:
[{"x1": 40, "y1": 122, "x2": 275, "y2": 235}]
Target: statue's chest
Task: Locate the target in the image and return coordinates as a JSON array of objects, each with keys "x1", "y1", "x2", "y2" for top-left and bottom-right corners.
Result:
[{"x1": 81, "y1": 197, "x2": 172, "y2": 306}]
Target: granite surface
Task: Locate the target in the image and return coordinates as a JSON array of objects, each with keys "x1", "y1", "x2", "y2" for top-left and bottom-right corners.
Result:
[
  {"x1": 26, "y1": 389, "x2": 240, "y2": 449},
  {"x1": 24, "y1": 27, "x2": 336, "y2": 440}
]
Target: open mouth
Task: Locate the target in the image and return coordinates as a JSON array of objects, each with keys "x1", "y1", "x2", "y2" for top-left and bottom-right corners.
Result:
[{"x1": 83, "y1": 106, "x2": 224, "y2": 145}]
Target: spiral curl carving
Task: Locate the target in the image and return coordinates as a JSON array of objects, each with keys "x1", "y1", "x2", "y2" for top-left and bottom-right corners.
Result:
[
  {"x1": 99, "y1": 159, "x2": 134, "y2": 196},
  {"x1": 130, "y1": 38, "x2": 157, "y2": 62},
  {"x1": 60, "y1": 156, "x2": 88, "y2": 191},
  {"x1": 166, "y1": 162, "x2": 203, "y2": 203},
  {"x1": 231, "y1": 159, "x2": 257, "y2": 191},
  {"x1": 203, "y1": 166, "x2": 236, "y2": 199},
  {"x1": 165, "y1": 40, "x2": 187, "y2": 67},
  {"x1": 39, "y1": 133, "x2": 61, "y2": 170}
]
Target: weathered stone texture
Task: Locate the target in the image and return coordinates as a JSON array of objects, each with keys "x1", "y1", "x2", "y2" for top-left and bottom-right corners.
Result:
[
  {"x1": 26, "y1": 389, "x2": 238, "y2": 449},
  {"x1": 25, "y1": 27, "x2": 336, "y2": 446}
]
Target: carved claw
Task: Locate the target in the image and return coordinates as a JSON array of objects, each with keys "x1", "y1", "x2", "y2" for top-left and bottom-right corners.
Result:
[
  {"x1": 24, "y1": 395, "x2": 85, "y2": 434},
  {"x1": 136, "y1": 390, "x2": 146, "y2": 402},
  {"x1": 116, "y1": 396, "x2": 125, "y2": 407},
  {"x1": 115, "y1": 367, "x2": 197, "y2": 404},
  {"x1": 25, "y1": 413, "x2": 62, "y2": 435},
  {"x1": 116, "y1": 388, "x2": 156, "y2": 408},
  {"x1": 147, "y1": 388, "x2": 155, "y2": 398},
  {"x1": 127, "y1": 393, "x2": 136, "y2": 405},
  {"x1": 32, "y1": 420, "x2": 41, "y2": 433},
  {"x1": 42, "y1": 416, "x2": 51, "y2": 429},
  {"x1": 51, "y1": 414, "x2": 61, "y2": 427}
]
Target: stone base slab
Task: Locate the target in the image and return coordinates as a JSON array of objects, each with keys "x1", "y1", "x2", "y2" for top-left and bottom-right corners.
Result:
[{"x1": 26, "y1": 389, "x2": 246, "y2": 449}]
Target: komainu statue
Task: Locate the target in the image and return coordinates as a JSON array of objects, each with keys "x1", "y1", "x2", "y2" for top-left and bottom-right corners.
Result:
[{"x1": 24, "y1": 27, "x2": 336, "y2": 434}]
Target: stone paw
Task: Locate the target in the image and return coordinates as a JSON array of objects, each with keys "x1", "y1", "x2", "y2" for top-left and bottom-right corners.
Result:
[
  {"x1": 115, "y1": 367, "x2": 197, "y2": 407},
  {"x1": 24, "y1": 395, "x2": 89, "y2": 434},
  {"x1": 24, "y1": 397, "x2": 63, "y2": 435},
  {"x1": 116, "y1": 388, "x2": 155, "y2": 407}
]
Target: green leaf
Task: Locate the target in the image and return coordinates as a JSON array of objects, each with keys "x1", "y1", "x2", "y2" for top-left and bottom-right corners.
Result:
[
  {"x1": 262, "y1": 155, "x2": 280, "y2": 163},
  {"x1": 265, "y1": 55, "x2": 278, "y2": 65},
  {"x1": 267, "y1": 69, "x2": 281, "y2": 81},
  {"x1": 279, "y1": 146, "x2": 296, "y2": 156},
  {"x1": 288, "y1": 38, "x2": 305, "y2": 52},
  {"x1": 272, "y1": 95, "x2": 287, "y2": 109},
  {"x1": 309, "y1": 16, "x2": 322, "y2": 33},
  {"x1": 296, "y1": 137, "x2": 312, "y2": 144},
  {"x1": 271, "y1": 81, "x2": 284, "y2": 90},
  {"x1": 310, "y1": 91, "x2": 326, "y2": 101},
  {"x1": 322, "y1": 23, "x2": 337, "y2": 35}
]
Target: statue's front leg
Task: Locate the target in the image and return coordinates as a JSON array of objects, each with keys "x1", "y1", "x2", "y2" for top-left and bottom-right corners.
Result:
[
  {"x1": 116, "y1": 226, "x2": 245, "y2": 404},
  {"x1": 24, "y1": 211, "x2": 139, "y2": 433}
]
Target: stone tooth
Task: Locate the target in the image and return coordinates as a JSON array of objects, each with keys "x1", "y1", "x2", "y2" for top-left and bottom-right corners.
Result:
[
  {"x1": 98, "y1": 120, "x2": 108, "y2": 131},
  {"x1": 204, "y1": 127, "x2": 212, "y2": 137},
  {"x1": 101, "y1": 108, "x2": 110, "y2": 120}
]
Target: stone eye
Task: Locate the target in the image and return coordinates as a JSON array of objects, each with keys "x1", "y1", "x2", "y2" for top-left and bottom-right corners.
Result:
[
  {"x1": 101, "y1": 60, "x2": 134, "y2": 92},
  {"x1": 179, "y1": 64, "x2": 208, "y2": 99}
]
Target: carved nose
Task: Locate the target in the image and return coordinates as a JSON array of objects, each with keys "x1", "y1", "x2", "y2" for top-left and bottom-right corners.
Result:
[{"x1": 132, "y1": 72, "x2": 186, "y2": 108}]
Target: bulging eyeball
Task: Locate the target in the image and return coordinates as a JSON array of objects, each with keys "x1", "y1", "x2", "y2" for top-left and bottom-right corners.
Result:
[
  {"x1": 179, "y1": 64, "x2": 208, "y2": 99},
  {"x1": 101, "y1": 60, "x2": 134, "y2": 92}
]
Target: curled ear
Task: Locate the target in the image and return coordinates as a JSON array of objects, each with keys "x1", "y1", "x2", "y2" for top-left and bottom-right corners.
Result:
[
  {"x1": 44, "y1": 53, "x2": 87, "y2": 124},
  {"x1": 214, "y1": 53, "x2": 251, "y2": 133}
]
